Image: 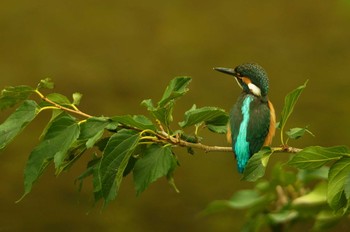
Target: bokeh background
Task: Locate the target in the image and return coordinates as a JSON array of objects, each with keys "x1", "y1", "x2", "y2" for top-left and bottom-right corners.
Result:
[{"x1": 1, "y1": 1, "x2": 350, "y2": 231}]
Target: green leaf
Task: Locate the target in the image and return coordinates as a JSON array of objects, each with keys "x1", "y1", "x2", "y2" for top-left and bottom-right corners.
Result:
[
  {"x1": 278, "y1": 80, "x2": 308, "y2": 130},
  {"x1": 288, "y1": 146, "x2": 349, "y2": 169},
  {"x1": 202, "y1": 189, "x2": 266, "y2": 215},
  {"x1": 178, "y1": 105, "x2": 229, "y2": 133},
  {"x1": 46, "y1": 93, "x2": 71, "y2": 105},
  {"x1": 19, "y1": 113, "x2": 80, "y2": 200},
  {"x1": 52, "y1": 120, "x2": 80, "y2": 170},
  {"x1": 92, "y1": 159, "x2": 103, "y2": 202},
  {"x1": 38, "y1": 110, "x2": 64, "y2": 140},
  {"x1": 0, "y1": 100, "x2": 39, "y2": 150},
  {"x1": 327, "y1": 157, "x2": 350, "y2": 212},
  {"x1": 206, "y1": 114, "x2": 229, "y2": 134},
  {"x1": 166, "y1": 148, "x2": 180, "y2": 193},
  {"x1": 278, "y1": 80, "x2": 308, "y2": 144},
  {"x1": 0, "y1": 85, "x2": 34, "y2": 110},
  {"x1": 242, "y1": 147, "x2": 273, "y2": 182},
  {"x1": 158, "y1": 76, "x2": 192, "y2": 107},
  {"x1": 72, "y1": 92, "x2": 82, "y2": 106},
  {"x1": 313, "y1": 210, "x2": 343, "y2": 231},
  {"x1": 142, "y1": 77, "x2": 192, "y2": 128},
  {"x1": 241, "y1": 215, "x2": 266, "y2": 232},
  {"x1": 293, "y1": 182, "x2": 327, "y2": 206},
  {"x1": 111, "y1": 115, "x2": 156, "y2": 131},
  {"x1": 57, "y1": 141, "x2": 87, "y2": 173},
  {"x1": 133, "y1": 144, "x2": 176, "y2": 196},
  {"x1": 201, "y1": 200, "x2": 236, "y2": 215},
  {"x1": 268, "y1": 210, "x2": 298, "y2": 224},
  {"x1": 297, "y1": 166, "x2": 329, "y2": 183},
  {"x1": 98, "y1": 129, "x2": 140, "y2": 205},
  {"x1": 95, "y1": 137, "x2": 110, "y2": 152},
  {"x1": 78, "y1": 117, "x2": 110, "y2": 148},
  {"x1": 271, "y1": 164, "x2": 297, "y2": 186},
  {"x1": 344, "y1": 173, "x2": 350, "y2": 199},
  {"x1": 229, "y1": 189, "x2": 266, "y2": 209},
  {"x1": 75, "y1": 156, "x2": 100, "y2": 192},
  {"x1": 141, "y1": 99, "x2": 174, "y2": 127},
  {"x1": 37, "y1": 78, "x2": 54, "y2": 90},
  {"x1": 286, "y1": 126, "x2": 314, "y2": 140}
]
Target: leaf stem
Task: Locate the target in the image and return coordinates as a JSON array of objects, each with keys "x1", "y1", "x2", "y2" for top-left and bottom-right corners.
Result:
[
  {"x1": 39, "y1": 106, "x2": 60, "y2": 112},
  {"x1": 280, "y1": 126, "x2": 285, "y2": 146},
  {"x1": 35, "y1": 90, "x2": 93, "y2": 118}
]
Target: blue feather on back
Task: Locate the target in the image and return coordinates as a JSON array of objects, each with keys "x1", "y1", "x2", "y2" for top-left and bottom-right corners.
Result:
[{"x1": 233, "y1": 95, "x2": 253, "y2": 173}]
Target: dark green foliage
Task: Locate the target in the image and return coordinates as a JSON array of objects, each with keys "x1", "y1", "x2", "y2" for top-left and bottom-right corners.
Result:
[
  {"x1": 20, "y1": 113, "x2": 80, "y2": 199},
  {"x1": 288, "y1": 146, "x2": 348, "y2": 169},
  {"x1": 179, "y1": 104, "x2": 229, "y2": 134},
  {"x1": 98, "y1": 129, "x2": 140, "y2": 205},
  {"x1": 133, "y1": 144, "x2": 176, "y2": 196},
  {"x1": 1, "y1": 77, "x2": 229, "y2": 207},
  {"x1": 1, "y1": 77, "x2": 350, "y2": 231},
  {"x1": 142, "y1": 76, "x2": 191, "y2": 128},
  {"x1": 241, "y1": 147, "x2": 273, "y2": 182},
  {"x1": 78, "y1": 117, "x2": 110, "y2": 148},
  {"x1": 203, "y1": 163, "x2": 344, "y2": 231},
  {"x1": 0, "y1": 100, "x2": 39, "y2": 150},
  {"x1": 327, "y1": 157, "x2": 350, "y2": 212},
  {"x1": 111, "y1": 115, "x2": 156, "y2": 131}
]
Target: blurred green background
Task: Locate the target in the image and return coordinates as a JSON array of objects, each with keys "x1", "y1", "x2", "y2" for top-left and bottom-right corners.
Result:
[{"x1": 1, "y1": 1, "x2": 350, "y2": 231}]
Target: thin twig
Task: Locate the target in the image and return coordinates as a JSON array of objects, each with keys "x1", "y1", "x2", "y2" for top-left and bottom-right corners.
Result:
[{"x1": 36, "y1": 89, "x2": 93, "y2": 118}]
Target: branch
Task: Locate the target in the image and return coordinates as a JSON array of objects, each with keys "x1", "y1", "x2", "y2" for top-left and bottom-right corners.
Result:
[
  {"x1": 158, "y1": 131, "x2": 302, "y2": 154},
  {"x1": 178, "y1": 140, "x2": 233, "y2": 153},
  {"x1": 176, "y1": 141, "x2": 301, "y2": 154},
  {"x1": 35, "y1": 90, "x2": 302, "y2": 155}
]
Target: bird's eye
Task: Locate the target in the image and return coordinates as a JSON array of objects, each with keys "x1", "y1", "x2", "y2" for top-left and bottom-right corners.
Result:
[{"x1": 236, "y1": 72, "x2": 241, "y2": 77}]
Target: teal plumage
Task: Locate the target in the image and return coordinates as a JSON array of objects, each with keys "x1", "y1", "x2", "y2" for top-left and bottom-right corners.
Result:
[{"x1": 214, "y1": 63, "x2": 276, "y2": 173}]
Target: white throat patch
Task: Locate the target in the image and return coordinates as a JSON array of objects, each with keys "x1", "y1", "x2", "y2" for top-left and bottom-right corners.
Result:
[{"x1": 248, "y1": 83, "x2": 261, "y2": 96}]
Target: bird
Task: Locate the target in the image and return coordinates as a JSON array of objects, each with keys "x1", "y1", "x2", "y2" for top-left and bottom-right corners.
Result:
[{"x1": 214, "y1": 63, "x2": 276, "y2": 173}]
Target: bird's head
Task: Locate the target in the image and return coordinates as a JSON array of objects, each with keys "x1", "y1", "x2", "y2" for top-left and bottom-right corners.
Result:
[{"x1": 214, "y1": 63, "x2": 269, "y2": 97}]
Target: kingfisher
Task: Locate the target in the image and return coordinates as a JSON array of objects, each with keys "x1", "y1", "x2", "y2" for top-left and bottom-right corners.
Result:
[{"x1": 214, "y1": 63, "x2": 276, "y2": 173}]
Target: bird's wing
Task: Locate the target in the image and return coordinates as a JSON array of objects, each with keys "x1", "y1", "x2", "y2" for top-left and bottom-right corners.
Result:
[
  {"x1": 246, "y1": 99, "x2": 271, "y2": 155},
  {"x1": 229, "y1": 96, "x2": 244, "y2": 152}
]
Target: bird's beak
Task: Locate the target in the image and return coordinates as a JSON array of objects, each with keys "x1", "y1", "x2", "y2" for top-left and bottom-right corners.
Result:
[
  {"x1": 213, "y1": 67, "x2": 237, "y2": 76},
  {"x1": 214, "y1": 67, "x2": 243, "y2": 90}
]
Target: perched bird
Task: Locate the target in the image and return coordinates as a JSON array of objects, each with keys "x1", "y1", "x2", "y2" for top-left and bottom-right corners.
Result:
[{"x1": 214, "y1": 63, "x2": 276, "y2": 173}]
